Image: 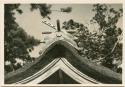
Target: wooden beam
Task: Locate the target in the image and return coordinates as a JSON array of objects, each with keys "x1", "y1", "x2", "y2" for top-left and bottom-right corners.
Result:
[{"x1": 42, "y1": 32, "x2": 52, "y2": 34}]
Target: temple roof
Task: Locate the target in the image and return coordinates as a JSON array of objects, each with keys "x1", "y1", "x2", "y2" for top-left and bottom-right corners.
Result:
[{"x1": 5, "y1": 31, "x2": 122, "y2": 84}]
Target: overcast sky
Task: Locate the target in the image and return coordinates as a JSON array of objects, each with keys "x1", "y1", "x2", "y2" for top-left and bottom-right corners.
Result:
[{"x1": 14, "y1": 4, "x2": 122, "y2": 57}]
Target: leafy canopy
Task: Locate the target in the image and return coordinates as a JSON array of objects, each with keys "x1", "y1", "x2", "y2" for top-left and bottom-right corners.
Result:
[
  {"x1": 62, "y1": 4, "x2": 122, "y2": 73},
  {"x1": 4, "y1": 4, "x2": 52, "y2": 73}
]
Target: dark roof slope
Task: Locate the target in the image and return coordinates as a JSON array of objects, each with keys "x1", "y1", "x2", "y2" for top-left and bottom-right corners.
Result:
[{"x1": 5, "y1": 40, "x2": 122, "y2": 84}]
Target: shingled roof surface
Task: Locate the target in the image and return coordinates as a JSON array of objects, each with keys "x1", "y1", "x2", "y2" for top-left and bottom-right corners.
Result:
[{"x1": 5, "y1": 32, "x2": 122, "y2": 84}]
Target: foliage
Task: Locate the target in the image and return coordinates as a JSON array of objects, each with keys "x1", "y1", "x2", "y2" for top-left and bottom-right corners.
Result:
[
  {"x1": 4, "y1": 4, "x2": 52, "y2": 73},
  {"x1": 5, "y1": 4, "x2": 72, "y2": 73},
  {"x1": 91, "y1": 4, "x2": 122, "y2": 73},
  {"x1": 30, "y1": 4, "x2": 52, "y2": 19},
  {"x1": 30, "y1": 4, "x2": 72, "y2": 20},
  {"x1": 62, "y1": 4, "x2": 122, "y2": 73},
  {"x1": 60, "y1": 7, "x2": 72, "y2": 13},
  {"x1": 62, "y1": 19, "x2": 104, "y2": 61}
]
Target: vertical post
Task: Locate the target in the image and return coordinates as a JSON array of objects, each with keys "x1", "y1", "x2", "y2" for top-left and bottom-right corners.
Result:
[
  {"x1": 59, "y1": 69, "x2": 63, "y2": 83},
  {"x1": 57, "y1": 19, "x2": 61, "y2": 32}
]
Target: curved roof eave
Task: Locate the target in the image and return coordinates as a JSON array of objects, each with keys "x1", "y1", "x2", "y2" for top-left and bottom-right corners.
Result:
[{"x1": 5, "y1": 39, "x2": 122, "y2": 84}]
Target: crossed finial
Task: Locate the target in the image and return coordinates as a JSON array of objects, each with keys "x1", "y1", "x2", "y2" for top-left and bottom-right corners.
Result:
[{"x1": 42, "y1": 19, "x2": 61, "y2": 32}]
